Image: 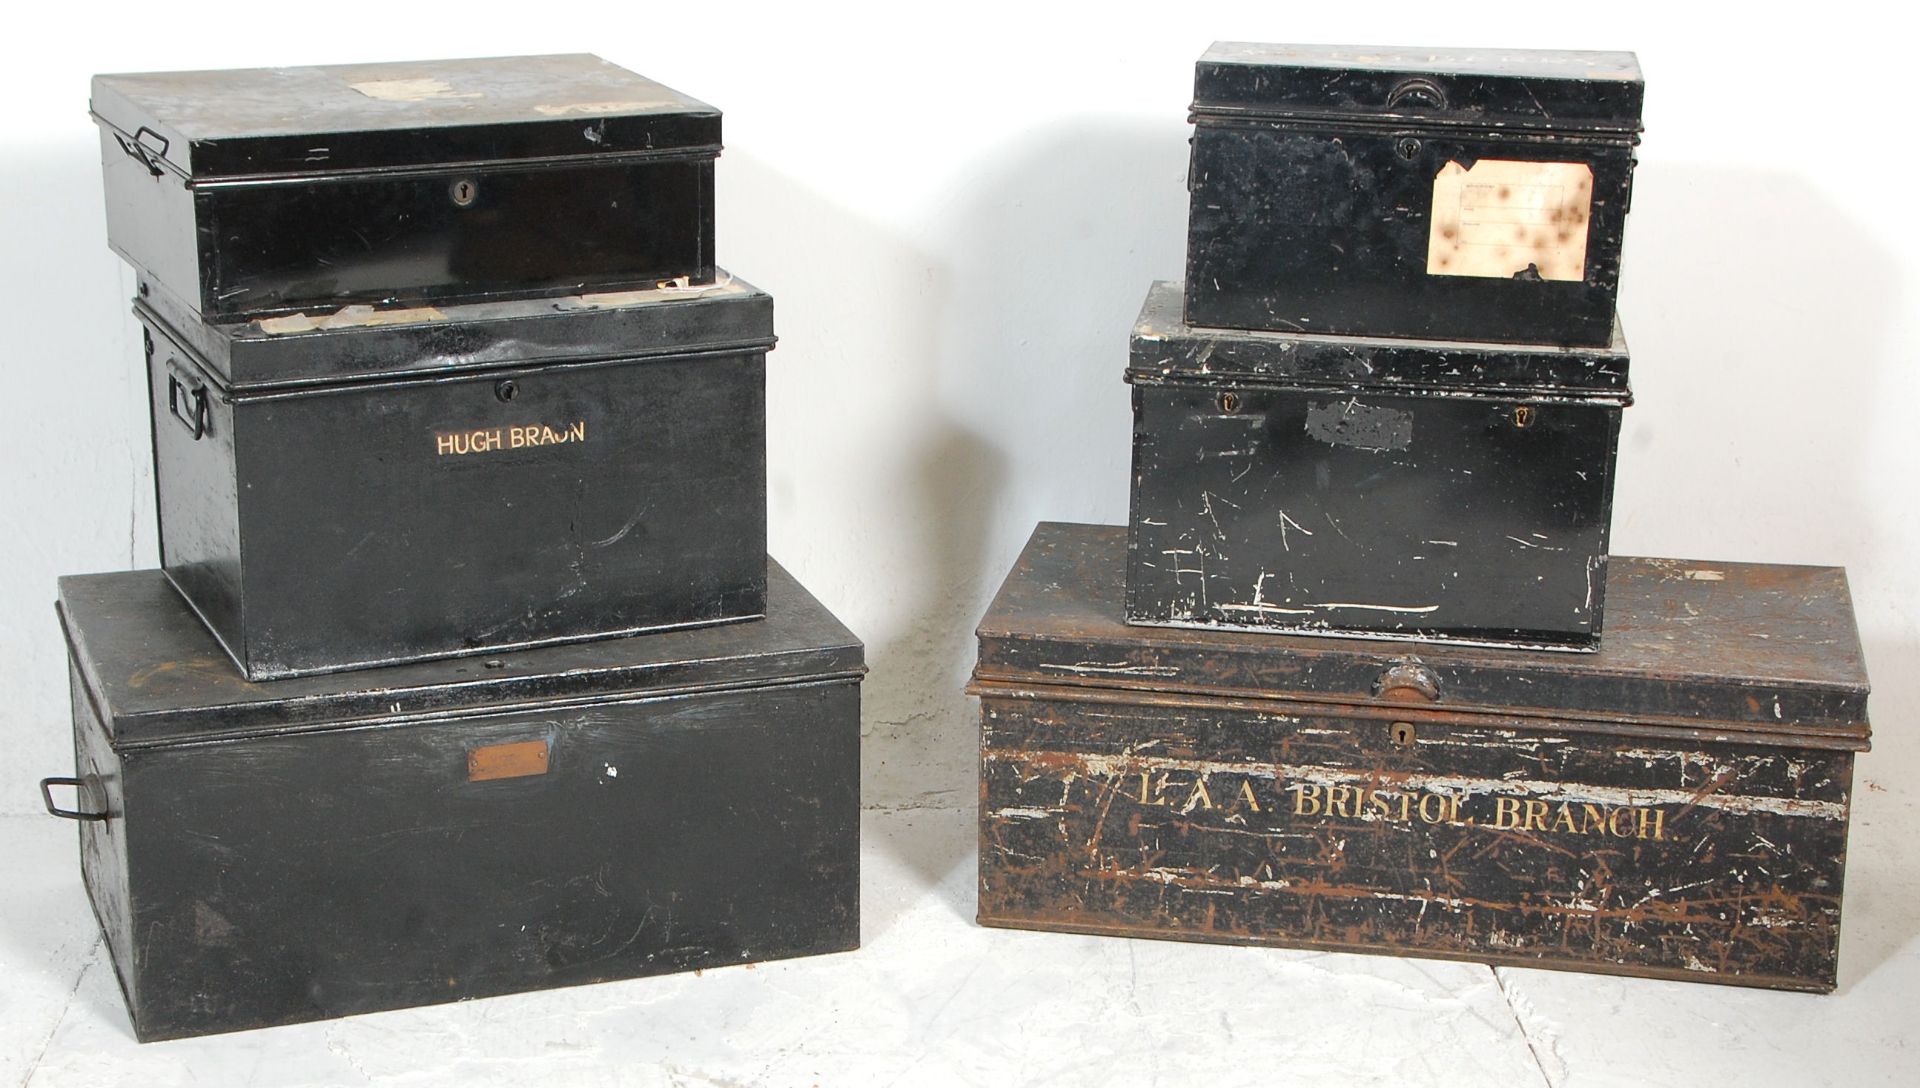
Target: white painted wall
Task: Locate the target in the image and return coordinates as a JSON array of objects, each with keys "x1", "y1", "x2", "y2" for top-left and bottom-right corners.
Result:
[{"x1": 1, "y1": 3, "x2": 1914, "y2": 835}]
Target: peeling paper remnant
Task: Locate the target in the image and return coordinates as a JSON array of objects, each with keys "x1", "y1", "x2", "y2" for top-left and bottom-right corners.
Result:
[
  {"x1": 1427, "y1": 159, "x2": 1593, "y2": 281},
  {"x1": 255, "y1": 305, "x2": 447, "y2": 336},
  {"x1": 347, "y1": 78, "x2": 483, "y2": 103},
  {"x1": 533, "y1": 100, "x2": 666, "y2": 116}
]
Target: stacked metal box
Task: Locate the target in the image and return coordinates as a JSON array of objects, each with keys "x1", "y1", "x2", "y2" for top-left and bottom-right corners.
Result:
[
  {"x1": 972, "y1": 44, "x2": 1872, "y2": 991},
  {"x1": 44, "y1": 56, "x2": 861, "y2": 1041}
]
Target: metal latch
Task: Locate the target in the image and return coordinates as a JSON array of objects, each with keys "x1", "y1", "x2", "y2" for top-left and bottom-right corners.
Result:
[{"x1": 1374, "y1": 657, "x2": 1441, "y2": 703}]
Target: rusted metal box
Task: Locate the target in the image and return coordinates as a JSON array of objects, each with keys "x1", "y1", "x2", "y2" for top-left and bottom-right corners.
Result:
[
  {"x1": 137, "y1": 273, "x2": 771, "y2": 680},
  {"x1": 1185, "y1": 43, "x2": 1642, "y2": 346},
  {"x1": 93, "y1": 55, "x2": 718, "y2": 322},
  {"x1": 973, "y1": 523, "x2": 1871, "y2": 992},
  {"x1": 1128, "y1": 281, "x2": 1629, "y2": 650},
  {"x1": 43, "y1": 560, "x2": 861, "y2": 1042}
]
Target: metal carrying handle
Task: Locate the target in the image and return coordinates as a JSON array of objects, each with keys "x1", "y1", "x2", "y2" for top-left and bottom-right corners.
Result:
[
  {"x1": 166, "y1": 362, "x2": 208, "y2": 440},
  {"x1": 40, "y1": 777, "x2": 109, "y2": 822},
  {"x1": 112, "y1": 125, "x2": 171, "y2": 177},
  {"x1": 1386, "y1": 77, "x2": 1449, "y2": 112}
]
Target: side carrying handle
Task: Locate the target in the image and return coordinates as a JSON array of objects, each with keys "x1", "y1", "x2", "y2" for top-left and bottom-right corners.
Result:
[
  {"x1": 166, "y1": 361, "x2": 209, "y2": 440},
  {"x1": 41, "y1": 777, "x2": 109, "y2": 822},
  {"x1": 113, "y1": 125, "x2": 171, "y2": 178}
]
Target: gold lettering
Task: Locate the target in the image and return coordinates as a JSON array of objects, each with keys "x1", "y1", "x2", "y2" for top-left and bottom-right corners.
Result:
[
  {"x1": 1582, "y1": 803, "x2": 1608, "y2": 834},
  {"x1": 1638, "y1": 807, "x2": 1667, "y2": 841},
  {"x1": 1139, "y1": 773, "x2": 1152, "y2": 806},
  {"x1": 1551, "y1": 803, "x2": 1579, "y2": 834},
  {"x1": 1608, "y1": 808, "x2": 1635, "y2": 837},
  {"x1": 435, "y1": 421, "x2": 587, "y2": 456},
  {"x1": 1368, "y1": 790, "x2": 1395, "y2": 818},
  {"x1": 1417, "y1": 792, "x2": 1447, "y2": 824},
  {"x1": 1294, "y1": 784, "x2": 1323, "y2": 817},
  {"x1": 1327, "y1": 785, "x2": 1354, "y2": 818},
  {"x1": 1183, "y1": 777, "x2": 1215, "y2": 812},
  {"x1": 1522, "y1": 799, "x2": 1550, "y2": 832},
  {"x1": 1493, "y1": 797, "x2": 1523, "y2": 829},
  {"x1": 1237, "y1": 780, "x2": 1262, "y2": 814},
  {"x1": 1448, "y1": 794, "x2": 1469, "y2": 825}
]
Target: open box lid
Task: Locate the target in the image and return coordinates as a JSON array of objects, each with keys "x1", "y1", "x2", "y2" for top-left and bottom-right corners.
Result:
[
  {"x1": 973, "y1": 524, "x2": 1870, "y2": 752},
  {"x1": 1193, "y1": 42, "x2": 1643, "y2": 136},
  {"x1": 60, "y1": 561, "x2": 862, "y2": 750},
  {"x1": 137, "y1": 273, "x2": 773, "y2": 393},
  {"x1": 90, "y1": 54, "x2": 719, "y2": 181}
]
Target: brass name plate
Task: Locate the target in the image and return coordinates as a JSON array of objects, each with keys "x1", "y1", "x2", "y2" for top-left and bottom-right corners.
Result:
[{"x1": 467, "y1": 739, "x2": 550, "y2": 782}]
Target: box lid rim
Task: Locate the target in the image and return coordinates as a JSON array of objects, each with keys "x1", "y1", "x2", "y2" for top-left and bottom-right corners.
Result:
[{"x1": 60, "y1": 560, "x2": 862, "y2": 749}]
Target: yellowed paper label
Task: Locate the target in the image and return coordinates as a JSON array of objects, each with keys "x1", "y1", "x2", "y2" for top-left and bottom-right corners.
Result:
[
  {"x1": 347, "y1": 77, "x2": 482, "y2": 103},
  {"x1": 1427, "y1": 160, "x2": 1593, "y2": 281}
]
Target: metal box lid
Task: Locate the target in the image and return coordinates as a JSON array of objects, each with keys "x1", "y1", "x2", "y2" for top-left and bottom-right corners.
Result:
[
  {"x1": 138, "y1": 273, "x2": 774, "y2": 393},
  {"x1": 90, "y1": 54, "x2": 720, "y2": 181},
  {"x1": 973, "y1": 523, "x2": 1870, "y2": 750},
  {"x1": 1193, "y1": 42, "x2": 1643, "y2": 135},
  {"x1": 60, "y1": 561, "x2": 862, "y2": 750},
  {"x1": 1129, "y1": 281, "x2": 1629, "y2": 402}
]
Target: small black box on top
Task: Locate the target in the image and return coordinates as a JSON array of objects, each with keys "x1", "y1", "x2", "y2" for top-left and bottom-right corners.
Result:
[
  {"x1": 1184, "y1": 43, "x2": 1643, "y2": 346},
  {"x1": 93, "y1": 55, "x2": 719, "y2": 322}
]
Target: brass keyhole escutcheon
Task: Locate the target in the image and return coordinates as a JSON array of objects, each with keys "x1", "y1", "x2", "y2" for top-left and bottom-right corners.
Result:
[
  {"x1": 451, "y1": 178, "x2": 478, "y2": 207},
  {"x1": 1512, "y1": 405, "x2": 1536, "y2": 429},
  {"x1": 1218, "y1": 391, "x2": 1241, "y2": 413},
  {"x1": 1390, "y1": 721, "x2": 1416, "y2": 746}
]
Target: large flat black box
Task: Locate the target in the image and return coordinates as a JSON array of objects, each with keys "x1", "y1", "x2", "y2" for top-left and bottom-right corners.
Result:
[
  {"x1": 138, "y1": 274, "x2": 771, "y2": 680},
  {"x1": 48, "y1": 560, "x2": 862, "y2": 1042},
  {"x1": 93, "y1": 55, "x2": 719, "y2": 322},
  {"x1": 1127, "y1": 281, "x2": 1629, "y2": 650},
  {"x1": 974, "y1": 523, "x2": 1869, "y2": 993},
  {"x1": 1184, "y1": 43, "x2": 1642, "y2": 346}
]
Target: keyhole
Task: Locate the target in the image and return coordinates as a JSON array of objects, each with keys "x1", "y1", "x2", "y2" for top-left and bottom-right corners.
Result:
[
  {"x1": 451, "y1": 178, "x2": 478, "y2": 207},
  {"x1": 1217, "y1": 391, "x2": 1241, "y2": 413},
  {"x1": 1512, "y1": 405, "x2": 1536, "y2": 429},
  {"x1": 495, "y1": 379, "x2": 518, "y2": 403},
  {"x1": 1391, "y1": 721, "x2": 1416, "y2": 746},
  {"x1": 1397, "y1": 137, "x2": 1422, "y2": 160}
]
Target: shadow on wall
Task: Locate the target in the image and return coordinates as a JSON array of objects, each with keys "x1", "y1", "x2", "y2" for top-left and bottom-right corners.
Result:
[
  {"x1": 1611, "y1": 164, "x2": 1914, "y2": 990},
  {"x1": 724, "y1": 118, "x2": 1189, "y2": 926},
  {"x1": 876, "y1": 118, "x2": 1189, "y2": 917}
]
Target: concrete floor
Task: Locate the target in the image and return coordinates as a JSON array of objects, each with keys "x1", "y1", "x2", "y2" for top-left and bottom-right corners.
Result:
[{"x1": 3, "y1": 779, "x2": 1915, "y2": 1087}]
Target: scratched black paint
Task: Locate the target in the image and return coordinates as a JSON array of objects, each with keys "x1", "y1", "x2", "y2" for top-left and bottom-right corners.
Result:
[
  {"x1": 93, "y1": 55, "x2": 719, "y2": 321},
  {"x1": 1127, "y1": 282, "x2": 1628, "y2": 649},
  {"x1": 51, "y1": 563, "x2": 862, "y2": 1042},
  {"x1": 972, "y1": 524, "x2": 1871, "y2": 992},
  {"x1": 1184, "y1": 43, "x2": 1642, "y2": 346},
  {"x1": 139, "y1": 276, "x2": 772, "y2": 680}
]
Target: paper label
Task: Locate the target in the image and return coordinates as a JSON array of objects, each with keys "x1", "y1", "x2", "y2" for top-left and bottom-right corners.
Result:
[
  {"x1": 348, "y1": 77, "x2": 482, "y2": 103},
  {"x1": 1427, "y1": 160, "x2": 1593, "y2": 281}
]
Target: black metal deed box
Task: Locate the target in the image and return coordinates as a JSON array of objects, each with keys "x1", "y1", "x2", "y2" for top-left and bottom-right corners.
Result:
[
  {"x1": 1185, "y1": 43, "x2": 1643, "y2": 346},
  {"x1": 93, "y1": 54, "x2": 719, "y2": 321},
  {"x1": 44, "y1": 561, "x2": 862, "y2": 1042},
  {"x1": 1127, "y1": 281, "x2": 1629, "y2": 650},
  {"x1": 138, "y1": 274, "x2": 771, "y2": 680},
  {"x1": 974, "y1": 523, "x2": 1871, "y2": 992}
]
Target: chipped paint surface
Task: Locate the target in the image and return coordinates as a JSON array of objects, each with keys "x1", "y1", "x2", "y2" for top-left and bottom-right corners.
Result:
[{"x1": 978, "y1": 692, "x2": 1856, "y2": 991}]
